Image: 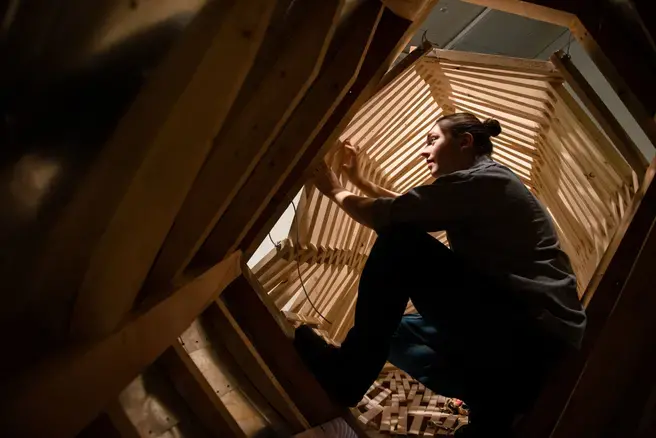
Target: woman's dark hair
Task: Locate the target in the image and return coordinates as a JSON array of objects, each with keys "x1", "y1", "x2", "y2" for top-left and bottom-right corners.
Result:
[{"x1": 436, "y1": 112, "x2": 501, "y2": 155}]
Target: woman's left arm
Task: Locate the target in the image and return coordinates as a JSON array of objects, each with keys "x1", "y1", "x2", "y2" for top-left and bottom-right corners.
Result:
[{"x1": 313, "y1": 162, "x2": 389, "y2": 230}]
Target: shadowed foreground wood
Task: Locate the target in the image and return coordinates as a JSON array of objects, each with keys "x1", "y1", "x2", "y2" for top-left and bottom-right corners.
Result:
[{"x1": 0, "y1": 252, "x2": 241, "y2": 438}]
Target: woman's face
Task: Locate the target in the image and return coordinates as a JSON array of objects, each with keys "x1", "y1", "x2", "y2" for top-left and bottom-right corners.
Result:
[{"x1": 420, "y1": 122, "x2": 474, "y2": 178}]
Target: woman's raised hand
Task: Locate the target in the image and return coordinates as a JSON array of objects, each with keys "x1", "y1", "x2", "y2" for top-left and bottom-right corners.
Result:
[{"x1": 342, "y1": 140, "x2": 362, "y2": 183}]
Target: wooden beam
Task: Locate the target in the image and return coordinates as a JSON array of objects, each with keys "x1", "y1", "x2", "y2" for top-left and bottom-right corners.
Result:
[
  {"x1": 195, "y1": 0, "x2": 385, "y2": 270},
  {"x1": 145, "y1": 0, "x2": 346, "y2": 292},
  {"x1": 220, "y1": 265, "x2": 342, "y2": 426},
  {"x1": 158, "y1": 342, "x2": 246, "y2": 438},
  {"x1": 0, "y1": 252, "x2": 242, "y2": 438},
  {"x1": 551, "y1": 162, "x2": 656, "y2": 437},
  {"x1": 30, "y1": 0, "x2": 275, "y2": 341},
  {"x1": 241, "y1": 3, "x2": 438, "y2": 259}
]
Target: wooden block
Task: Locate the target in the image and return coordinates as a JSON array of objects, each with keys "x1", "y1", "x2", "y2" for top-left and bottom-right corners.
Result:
[
  {"x1": 359, "y1": 405, "x2": 384, "y2": 425},
  {"x1": 397, "y1": 406, "x2": 408, "y2": 435}
]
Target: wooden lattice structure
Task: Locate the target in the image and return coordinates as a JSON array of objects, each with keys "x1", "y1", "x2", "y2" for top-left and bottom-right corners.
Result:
[
  {"x1": 253, "y1": 48, "x2": 646, "y2": 349},
  {"x1": 2, "y1": 1, "x2": 656, "y2": 438}
]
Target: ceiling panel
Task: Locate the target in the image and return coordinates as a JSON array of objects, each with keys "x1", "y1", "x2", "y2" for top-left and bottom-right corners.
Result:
[
  {"x1": 407, "y1": 0, "x2": 485, "y2": 48},
  {"x1": 449, "y1": 9, "x2": 567, "y2": 58}
]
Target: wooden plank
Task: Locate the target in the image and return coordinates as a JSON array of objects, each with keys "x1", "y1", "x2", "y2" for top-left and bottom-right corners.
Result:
[
  {"x1": 241, "y1": 4, "x2": 438, "y2": 260},
  {"x1": 551, "y1": 170, "x2": 656, "y2": 437},
  {"x1": 194, "y1": 1, "x2": 385, "y2": 267},
  {"x1": 43, "y1": 0, "x2": 275, "y2": 341},
  {"x1": 0, "y1": 252, "x2": 242, "y2": 438},
  {"x1": 204, "y1": 300, "x2": 309, "y2": 433},
  {"x1": 220, "y1": 267, "x2": 341, "y2": 426},
  {"x1": 431, "y1": 48, "x2": 561, "y2": 76},
  {"x1": 550, "y1": 50, "x2": 648, "y2": 181},
  {"x1": 146, "y1": 0, "x2": 346, "y2": 291},
  {"x1": 518, "y1": 158, "x2": 656, "y2": 437},
  {"x1": 158, "y1": 342, "x2": 246, "y2": 438}
]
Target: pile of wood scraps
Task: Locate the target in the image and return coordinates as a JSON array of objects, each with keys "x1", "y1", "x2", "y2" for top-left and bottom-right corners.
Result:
[{"x1": 355, "y1": 367, "x2": 469, "y2": 436}]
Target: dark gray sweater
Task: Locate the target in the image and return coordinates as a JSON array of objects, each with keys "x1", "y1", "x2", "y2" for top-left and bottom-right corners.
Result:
[{"x1": 373, "y1": 155, "x2": 587, "y2": 348}]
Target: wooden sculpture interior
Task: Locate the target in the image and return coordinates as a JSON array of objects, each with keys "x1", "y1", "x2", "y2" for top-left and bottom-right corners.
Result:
[
  {"x1": 254, "y1": 48, "x2": 644, "y2": 344},
  {"x1": 0, "y1": 0, "x2": 654, "y2": 438}
]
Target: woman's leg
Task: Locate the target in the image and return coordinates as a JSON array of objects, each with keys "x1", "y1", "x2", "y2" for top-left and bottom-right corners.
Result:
[
  {"x1": 389, "y1": 314, "x2": 470, "y2": 400},
  {"x1": 295, "y1": 225, "x2": 561, "y2": 420},
  {"x1": 325, "y1": 225, "x2": 510, "y2": 404}
]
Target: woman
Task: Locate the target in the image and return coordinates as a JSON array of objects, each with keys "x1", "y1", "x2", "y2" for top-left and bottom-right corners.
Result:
[{"x1": 294, "y1": 113, "x2": 586, "y2": 436}]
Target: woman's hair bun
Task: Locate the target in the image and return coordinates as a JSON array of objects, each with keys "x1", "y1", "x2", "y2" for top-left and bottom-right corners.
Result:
[{"x1": 483, "y1": 118, "x2": 501, "y2": 137}]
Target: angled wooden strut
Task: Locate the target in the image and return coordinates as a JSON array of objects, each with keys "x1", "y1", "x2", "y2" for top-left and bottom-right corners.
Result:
[
  {"x1": 146, "y1": 0, "x2": 348, "y2": 292},
  {"x1": 0, "y1": 252, "x2": 242, "y2": 438}
]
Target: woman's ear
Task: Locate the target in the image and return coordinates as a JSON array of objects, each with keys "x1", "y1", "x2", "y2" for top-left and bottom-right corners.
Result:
[{"x1": 459, "y1": 132, "x2": 475, "y2": 151}]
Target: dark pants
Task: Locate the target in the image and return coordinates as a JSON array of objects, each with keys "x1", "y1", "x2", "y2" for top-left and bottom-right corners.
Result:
[{"x1": 334, "y1": 226, "x2": 567, "y2": 434}]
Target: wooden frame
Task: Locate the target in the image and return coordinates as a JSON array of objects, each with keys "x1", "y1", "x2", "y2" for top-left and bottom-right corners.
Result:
[
  {"x1": 253, "y1": 47, "x2": 644, "y2": 342},
  {"x1": 3, "y1": 0, "x2": 655, "y2": 437}
]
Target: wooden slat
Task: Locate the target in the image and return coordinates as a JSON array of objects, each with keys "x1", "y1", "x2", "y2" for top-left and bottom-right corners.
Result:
[
  {"x1": 146, "y1": 0, "x2": 346, "y2": 291},
  {"x1": 550, "y1": 50, "x2": 648, "y2": 181},
  {"x1": 47, "y1": 0, "x2": 275, "y2": 341},
  {"x1": 0, "y1": 252, "x2": 242, "y2": 438},
  {"x1": 159, "y1": 342, "x2": 246, "y2": 438},
  {"x1": 431, "y1": 48, "x2": 562, "y2": 76}
]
